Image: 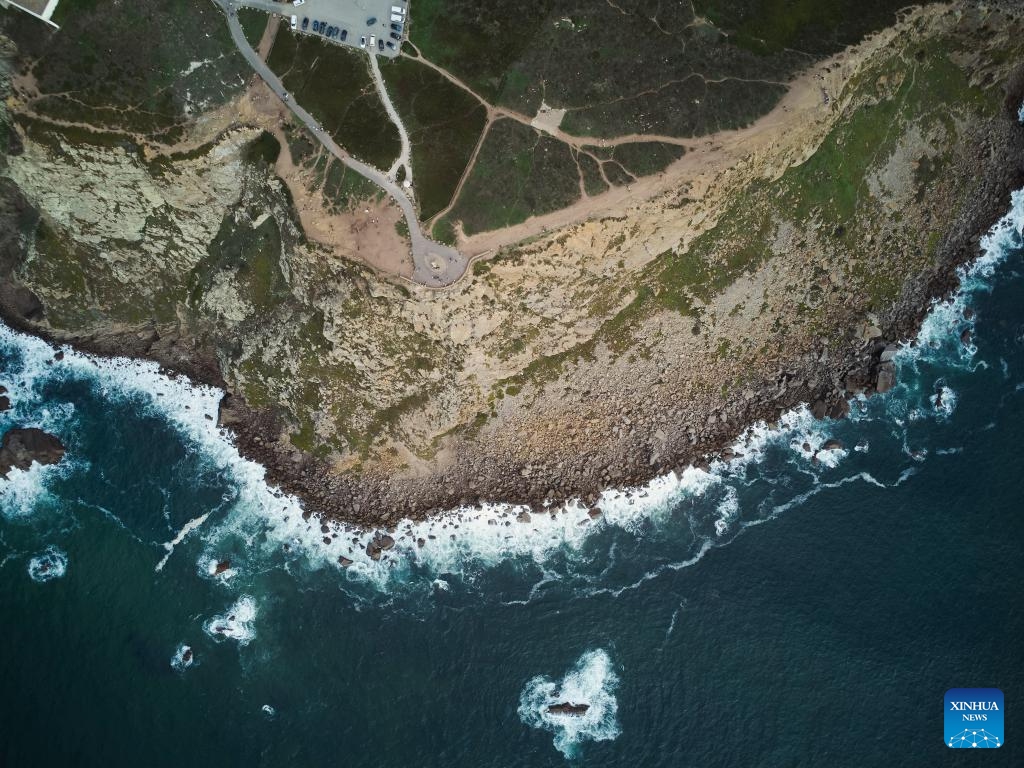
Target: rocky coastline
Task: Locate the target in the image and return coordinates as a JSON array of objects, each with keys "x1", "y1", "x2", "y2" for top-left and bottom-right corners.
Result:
[{"x1": 3, "y1": 100, "x2": 1021, "y2": 530}]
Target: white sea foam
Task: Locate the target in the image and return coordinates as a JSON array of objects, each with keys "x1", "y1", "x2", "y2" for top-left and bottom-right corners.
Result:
[
  {"x1": 931, "y1": 386, "x2": 958, "y2": 418},
  {"x1": 518, "y1": 649, "x2": 621, "y2": 758},
  {"x1": 203, "y1": 595, "x2": 257, "y2": 645},
  {"x1": 714, "y1": 487, "x2": 739, "y2": 536},
  {"x1": 899, "y1": 189, "x2": 1024, "y2": 367},
  {"x1": 27, "y1": 546, "x2": 67, "y2": 582},
  {"x1": 261, "y1": 704, "x2": 276, "y2": 718},
  {"x1": 0, "y1": 462, "x2": 62, "y2": 520},
  {"x1": 170, "y1": 643, "x2": 195, "y2": 671},
  {"x1": 155, "y1": 512, "x2": 212, "y2": 572},
  {"x1": 2, "y1": 187, "x2": 1022, "y2": 593}
]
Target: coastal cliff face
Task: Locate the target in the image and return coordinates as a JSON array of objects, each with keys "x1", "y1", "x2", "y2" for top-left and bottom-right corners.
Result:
[{"x1": 2, "y1": 2, "x2": 1023, "y2": 525}]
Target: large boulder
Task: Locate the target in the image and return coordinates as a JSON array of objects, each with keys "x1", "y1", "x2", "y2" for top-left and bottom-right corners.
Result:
[
  {"x1": 0, "y1": 428, "x2": 66, "y2": 478},
  {"x1": 365, "y1": 533, "x2": 396, "y2": 561},
  {"x1": 875, "y1": 362, "x2": 897, "y2": 394}
]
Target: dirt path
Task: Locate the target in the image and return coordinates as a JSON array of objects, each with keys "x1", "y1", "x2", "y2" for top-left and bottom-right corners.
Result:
[{"x1": 443, "y1": 11, "x2": 916, "y2": 259}]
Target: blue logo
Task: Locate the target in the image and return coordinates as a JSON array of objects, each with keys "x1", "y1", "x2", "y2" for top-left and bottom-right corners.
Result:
[{"x1": 945, "y1": 688, "x2": 1003, "y2": 748}]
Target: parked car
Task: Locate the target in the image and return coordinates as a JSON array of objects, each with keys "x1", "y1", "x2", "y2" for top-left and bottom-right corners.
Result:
[
  {"x1": 340, "y1": 29, "x2": 348, "y2": 41},
  {"x1": 289, "y1": 15, "x2": 297, "y2": 30},
  {"x1": 390, "y1": 22, "x2": 402, "y2": 31},
  {"x1": 312, "y1": 20, "x2": 320, "y2": 32},
  {"x1": 377, "y1": 39, "x2": 384, "y2": 51},
  {"x1": 301, "y1": 17, "x2": 308, "y2": 30},
  {"x1": 369, "y1": 34, "x2": 376, "y2": 47},
  {"x1": 292, "y1": 0, "x2": 304, "y2": 5},
  {"x1": 389, "y1": 31, "x2": 400, "y2": 40},
  {"x1": 385, "y1": 41, "x2": 396, "y2": 50},
  {"x1": 360, "y1": 35, "x2": 366, "y2": 47}
]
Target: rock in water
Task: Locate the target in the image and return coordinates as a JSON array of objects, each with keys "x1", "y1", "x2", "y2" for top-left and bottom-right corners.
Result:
[
  {"x1": 547, "y1": 702, "x2": 590, "y2": 716},
  {"x1": 0, "y1": 428, "x2": 66, "y2": 478},
  {"x1": 365, "y1": 533, "x2": 396, "y2": 561}
]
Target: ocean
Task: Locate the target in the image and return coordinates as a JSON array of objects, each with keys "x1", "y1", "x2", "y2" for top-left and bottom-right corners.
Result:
[{"x1": 2, "y1": 190, "x2": 1024, "y2": 766}]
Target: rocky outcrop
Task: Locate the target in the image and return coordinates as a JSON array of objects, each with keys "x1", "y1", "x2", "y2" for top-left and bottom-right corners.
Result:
[
  {"x1": 547, "y1": 702, "x2": 590, "y2": 716},
  {"x1": 0, "y1": 427, "x2": 65, "y2": 477}
]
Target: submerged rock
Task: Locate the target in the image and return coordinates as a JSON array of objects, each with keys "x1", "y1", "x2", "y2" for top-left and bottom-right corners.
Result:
[{"x1": 0, "y1": 427, "x2": 66, "y2": 478}]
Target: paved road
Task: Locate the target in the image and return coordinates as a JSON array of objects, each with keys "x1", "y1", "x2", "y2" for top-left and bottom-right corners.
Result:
[{"x1": 219, "y1": 0, "x2": 467, "y2": 287}]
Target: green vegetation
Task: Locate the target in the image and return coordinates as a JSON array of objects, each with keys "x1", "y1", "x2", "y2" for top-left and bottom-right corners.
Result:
[
  {"x1": 267, "y1": 29, "x2": 399, "y2": 169},
  {"x1": 444, "y1": 119, "x2": 579, "y2": 234},
  {"x1": 483, "y1": 33, "x2": 1008, "y2": 398},
  {"x1": 693, "y1": 0, "x2": 935, "y2": 55},
  {"x1": 606, "y1": 143, "x2": 686, "y2": 177},
  {"x1": 24, "y1": 216, "x2": 186, "y2": 327},
  {"x1": 243, "y1": 131, "x2": 281, "y2": 165},
  {"x1": 431, "y1": 216, "x2": 457, "y2": 245},
  {"x1": 321, "y1": 158, "x2": 382, "y2": 213},
  {"x1": 381, "y1": 56, "x2": 487, "y2": 220},
  {"x1": 6, "y1": 0, "x2": 249, "y2": 141},
  {"x1": 189, "y1": 212, "x2": 286, "y2": 314},
  {"x1": 562, "y1": 80, "x2": 786, "y2": 139},
  {"x1": 238, "y1": 7, "x2": 268, "y2": 49},
  {"x1": 409, "y1": 0, "x2": 921, "y2": 137},
  {"x1": 578, "y1": 153, "x2": 608, "y2": 196}
]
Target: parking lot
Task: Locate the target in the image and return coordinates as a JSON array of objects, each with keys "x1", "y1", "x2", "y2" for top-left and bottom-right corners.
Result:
[{"x1": 268, "y1": 0, "x2": 408, "y2": 58}]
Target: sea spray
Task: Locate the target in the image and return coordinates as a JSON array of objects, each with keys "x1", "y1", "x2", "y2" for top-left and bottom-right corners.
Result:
[
  {"x1": 203, "y1": 595, "x2": 258, "y2": 645},
  {"x1": 518, "y1": 649, "x2": 621, "y2": 758},
  {"x1": 1, "y1": 189, "x2": 1022, "y2": 597},
  {"x1": 27, "y1": 546, "x2": 67, "y2": 582}
]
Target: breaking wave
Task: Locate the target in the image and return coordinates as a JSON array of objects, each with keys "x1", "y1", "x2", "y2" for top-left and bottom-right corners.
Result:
[
  {"x1": 0, "y1": 188, "x2": 1021, "y2": 602},
  {"x1": 518, "y1": 649, "x2": 621, "y2": 758},
  {"x1": 27, "y1": 546, "x2": 67, "y2": 582},
  {"x1": 203, "y1": 595, "x2": 258, "y2": 645}
]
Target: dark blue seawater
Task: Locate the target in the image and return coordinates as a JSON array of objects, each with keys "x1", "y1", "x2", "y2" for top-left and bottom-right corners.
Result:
[{"x1": 3, "y1": 192, "x2": 1024, "y2": 766}]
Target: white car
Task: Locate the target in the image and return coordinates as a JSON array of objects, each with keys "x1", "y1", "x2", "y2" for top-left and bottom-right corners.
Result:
[
  {"x1": 369, "y1": 34, "x2": 376, "y2": 47},
  {"x1": 292, "y1": 0, "x2": 304, "y2": 5},
  {"x1": 290, "y1": 14, "x2": 297, "y2": 29},
  {"x1": 360, "y1": 35, "x2": 366, "y2": 47}
]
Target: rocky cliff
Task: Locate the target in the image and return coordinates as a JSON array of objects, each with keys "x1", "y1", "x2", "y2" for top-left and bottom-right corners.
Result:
[{"x1": 1, "y1": 2, "x2": 1023, "y2": 525}]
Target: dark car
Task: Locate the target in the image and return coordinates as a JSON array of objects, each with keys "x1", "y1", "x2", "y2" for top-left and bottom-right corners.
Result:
[
  {"x1": 312, "y1": 20, "x2": 321, "y2": 32},
  {"x1": 389, "y1": 31, "x2": 400, "y2": 40},
  {"x1": 301, "y1": 17, "x2": 309, "y2": 30},
  {"x1": 377, "y1": 39, "x2": 385, "y2": 52},
  {"x1": 390, "y1": 22, "x2": 402, "y2": 31},
  {"x1": 340, "y1": 29, "x2": 348, "y2": 41},
  {"x1": 386, "y1": 41, "x2": 396, "y2": 50}
]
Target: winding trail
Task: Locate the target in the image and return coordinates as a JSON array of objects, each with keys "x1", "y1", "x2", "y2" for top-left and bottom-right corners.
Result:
[
  {"x1": 367, "y1": 51, "x2": 413, "y2": 184},
  {"x1": 218, "y1": 0, "x2": 466, "y2": 287}
]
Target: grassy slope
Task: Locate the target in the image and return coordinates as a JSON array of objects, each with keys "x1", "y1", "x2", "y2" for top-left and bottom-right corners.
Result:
[
  {"x1": 6, "y1": 0, "x2": 249, "y2": 141},
  {"x1": 380, "y1": 56, "x2": 486, "y2": 220},
  {"x1": 266, "y1": 29, "x2": 399, "y2": 169}
]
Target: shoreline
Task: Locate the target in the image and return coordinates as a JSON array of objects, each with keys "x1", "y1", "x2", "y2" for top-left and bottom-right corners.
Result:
[
  {"x1": 1, "y1": 7, "x2": 1022, "y2": 530},
  {"x1": 3, "y1": 109, "x2": 1020, "y2": 530}
]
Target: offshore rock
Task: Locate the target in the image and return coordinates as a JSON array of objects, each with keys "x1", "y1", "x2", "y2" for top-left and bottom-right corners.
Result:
[
  {"x1": 547, "y1": 702, "x2": 590, "y2": 716},
  {"x1": 0, "y1": 427, "x2": 65, "y2": 478}
]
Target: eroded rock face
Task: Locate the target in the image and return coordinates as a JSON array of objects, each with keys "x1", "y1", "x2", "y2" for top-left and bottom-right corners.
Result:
[{"x1": 0, "y1": 427, "x2": 66, "y2": 477}]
